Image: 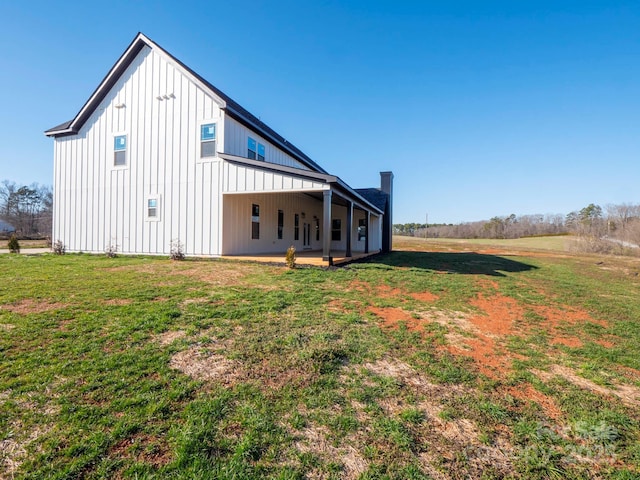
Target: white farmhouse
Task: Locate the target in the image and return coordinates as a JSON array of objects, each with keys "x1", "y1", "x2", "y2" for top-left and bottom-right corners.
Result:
[{"x1": 45, "y1": 33, "x2": 393, "y2": 264}]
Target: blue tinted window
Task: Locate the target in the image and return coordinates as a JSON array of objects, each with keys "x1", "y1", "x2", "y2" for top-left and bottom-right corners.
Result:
[
  {"x1": 201, "y1": 124, "x2": 216, "y2": 141},
  {"x1": 114, "y1": 135, "x2": 126, "y2": 151},
  {"x1": 248, "y1": 138, "x2": 257, "y2": 159},
  {"x1": 257, "y1": 143, "x2": 265, "y2": 161}
]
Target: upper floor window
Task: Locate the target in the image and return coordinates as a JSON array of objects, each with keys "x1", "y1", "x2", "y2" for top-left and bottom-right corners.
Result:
[
  {"x1": 114, "y1": 135, "x2": 127, "y2": 166},
  {"x1": 200, "y1": 123, "x2": 216, "y2": 158},
  {"x1": 248, "y1": 138, "x2": 266, "y2": 161},
  {"x1": 248, "y1": 137, "x2": 257, "y2": 159}
]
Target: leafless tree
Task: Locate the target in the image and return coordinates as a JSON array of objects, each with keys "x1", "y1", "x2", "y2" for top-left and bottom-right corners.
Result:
[{"x1": 0, "y1": 180, "x2": 52, "y2": 237}]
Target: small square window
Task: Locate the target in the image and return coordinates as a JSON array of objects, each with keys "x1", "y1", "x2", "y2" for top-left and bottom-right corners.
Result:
[
  {"x1": 248, "y1": 138, "x2": 257, "y2": 160},
  {"x1": 148, "y1": 199, "x2": 158, "y2": 218},
  {"x1": 201, "y1": 124, "x2": 216, "y2": 141},
  {"x1": 200, "y1": 123, "x2": 216, "y2": 158},
  {"x1": 146, "y1": 197, "x2": 160, "y2": 221}
]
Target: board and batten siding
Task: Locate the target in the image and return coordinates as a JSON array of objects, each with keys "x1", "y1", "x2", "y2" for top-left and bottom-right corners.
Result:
[
  {"x1": 222, "y1": 162, "x2": 327, "y2": 194},
  {"x1": 221, "y1": 191, "x2": 382, "y2": 255},
  {"x1": 53, "y1": 46, "x2": 226, "y2": 255},
  {"x1": 224, "y1": 116, "x2": 310, "y2": 170},
  {"x1": 222, "y1": 192, "x2": 326, "y2": 255}
]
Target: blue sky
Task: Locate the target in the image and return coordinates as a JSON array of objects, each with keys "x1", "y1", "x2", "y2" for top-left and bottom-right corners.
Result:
[{"x1": 0, "y1": 0, "x2": 638, "y2": 224}]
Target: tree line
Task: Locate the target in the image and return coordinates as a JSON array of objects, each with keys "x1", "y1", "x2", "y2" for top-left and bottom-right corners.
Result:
[
  {"x1": 0, "y1": 180, "x2": 52, "y2": 237},
  {"x1": 394, "y1": 202, "x2": 640, "y2": 248}
]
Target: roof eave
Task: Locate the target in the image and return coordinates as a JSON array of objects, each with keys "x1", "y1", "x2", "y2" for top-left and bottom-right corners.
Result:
[{"x1": 223, "y1": 106, "x2": 327, "y2": 174}]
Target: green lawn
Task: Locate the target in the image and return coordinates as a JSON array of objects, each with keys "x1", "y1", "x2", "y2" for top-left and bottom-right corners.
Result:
[{"x1": 1, "y1": 246, "x2": 639, "y2": 479}]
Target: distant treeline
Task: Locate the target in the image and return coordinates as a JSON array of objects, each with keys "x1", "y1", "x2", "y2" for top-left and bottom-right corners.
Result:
[
  {"x1": 394, "y1": 203, "x2": 640, "y2": 253},
  {"x1": 0, "y1": 180, "x2": 52, "y2": 238}
]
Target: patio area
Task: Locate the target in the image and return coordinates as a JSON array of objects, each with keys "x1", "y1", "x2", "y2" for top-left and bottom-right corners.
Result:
[{"x1": 221, "y1": 249, "x2": 380, "y2": 267}]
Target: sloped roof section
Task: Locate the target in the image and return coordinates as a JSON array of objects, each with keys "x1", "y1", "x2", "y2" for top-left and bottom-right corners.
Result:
[
  {"x1": 354, "y1": 188, "x2": 389, "y2": 212},
  {"x1": 44, "y1": 33, "x2": 326, "y2": 173}
]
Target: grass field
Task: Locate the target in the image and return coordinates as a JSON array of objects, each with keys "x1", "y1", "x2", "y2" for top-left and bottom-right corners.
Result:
[
  {"x1": 1, "y1": 239, "x2": 639, "y2": 479},
  {"x1": 0, "y1": 239, "x2": 49, "y2": 250},
  {"x1": 396, "y1": 235, "x2": 572, "y2": 253}
]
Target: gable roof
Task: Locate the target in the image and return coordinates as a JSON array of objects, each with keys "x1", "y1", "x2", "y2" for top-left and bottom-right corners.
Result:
[{"x1": 45, "y1": 33, "x2": 327, "y2": 174}]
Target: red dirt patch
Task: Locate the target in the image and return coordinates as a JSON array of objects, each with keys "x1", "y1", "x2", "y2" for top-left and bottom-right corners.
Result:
[
  {"x1": 530, "y1": 304, "x2": 607, "y2": 329},
  {"x1": 551, "y1": 336, "x2": 583, "y2": 348},
  {"x1": 376, "y1": 284, "x2": 403, "y2": 298},
  {"x1": 468, "y1": 293, "x2": 524, "y2": 336},
  {"x1": 410, "y1": 291, "x2": 439, "y2": 302},
  {"x1": 502, "y1": 383, "x2": 562, "y2": 420},
  {"x1": 446, "y1": 336, "x2": 513, "y2": 379},
  {"x1": 369, "y1": 307, "x2": 424, "y2": 332}
]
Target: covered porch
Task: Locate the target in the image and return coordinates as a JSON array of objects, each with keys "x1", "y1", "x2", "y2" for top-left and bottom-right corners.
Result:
[{"x1": 219, "y1": 154, "x2": 385, "y2": 264}]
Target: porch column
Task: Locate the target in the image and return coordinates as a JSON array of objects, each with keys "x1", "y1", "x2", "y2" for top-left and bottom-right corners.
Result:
[
  {"x1": 345, "y1": 201, "x2": 353, "y2": 257},
  {"x1": 365, "y1": 211, "x2": 370, "y2": 254},
  {"x1": 322, "y1": 189, "x2": 333, "y2": 265}
]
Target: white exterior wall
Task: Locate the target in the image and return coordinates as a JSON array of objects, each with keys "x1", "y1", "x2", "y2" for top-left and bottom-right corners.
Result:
[
  {"x1": 222, "y1": 162, "x2": 326, "y2": 193},
  {"x1": 370, "y1": 213, "x2": 382, "y2": 252},
  {"x1": 328, "y1": 207, "x2": 380, "y2": 253},
  {"x1": 221, "y1": 193, "x2": 382, "y2": 255},
  {"x1": 224, "y1": 116, "x2": 309, "y2": 170},
  {"x1": 52, "y1": 46, "x2": 226, "y2": 255},
  {"x1": 222, "y1": 192, "x2": 325, "y2": 255},
  {"x1": 51, "y1": 38, "x2": 385, "y2": 259}
]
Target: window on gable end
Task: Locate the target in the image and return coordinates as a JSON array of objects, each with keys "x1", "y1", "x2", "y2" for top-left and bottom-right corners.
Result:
[
  {"x1": 114, "y1": 135, "x2": 127, "y2": 166},
  {"x1": 200, "y1": 123, "x2": 216, "y2": 158}
]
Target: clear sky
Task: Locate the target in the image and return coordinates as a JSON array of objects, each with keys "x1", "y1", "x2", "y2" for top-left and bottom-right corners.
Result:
[{"x1": 0, "y1": 0, "x2": 638, "y2": 224}]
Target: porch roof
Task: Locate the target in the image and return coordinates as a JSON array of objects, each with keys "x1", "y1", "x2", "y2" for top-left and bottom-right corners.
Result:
[{"x1": 219, "y1": 153, "x2": 384, "y2": 215}]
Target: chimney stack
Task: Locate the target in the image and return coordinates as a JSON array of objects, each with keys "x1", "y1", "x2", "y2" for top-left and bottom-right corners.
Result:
[{"x1": 380, "y1": 171, "x2": 393, "y2": 253}]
